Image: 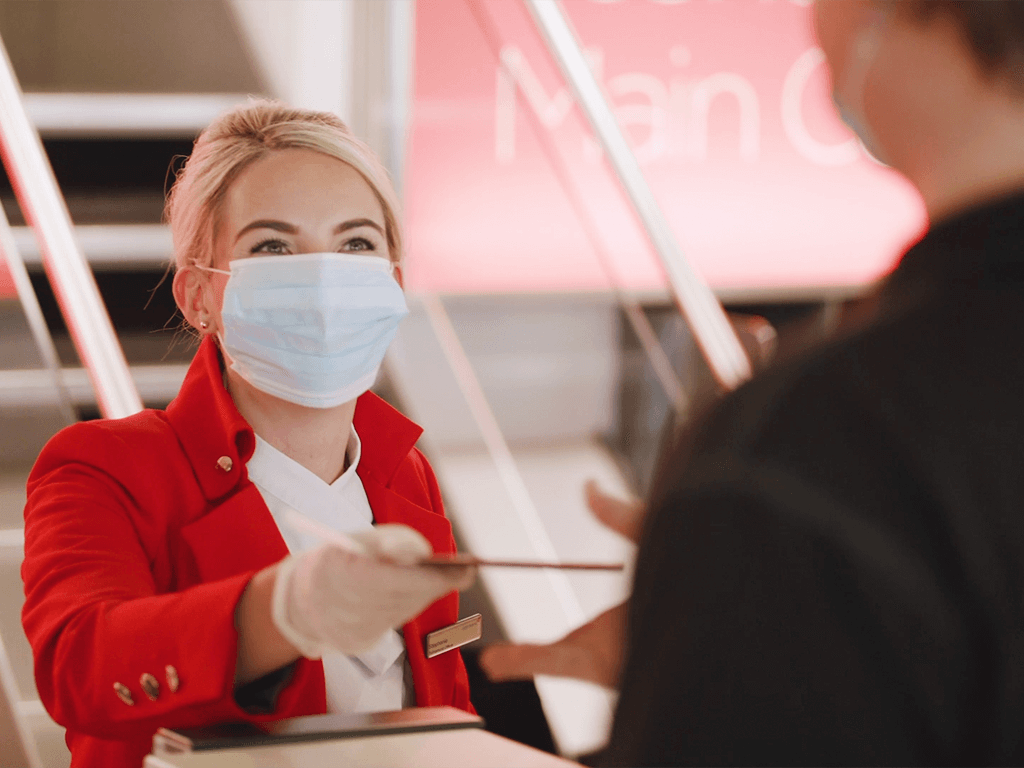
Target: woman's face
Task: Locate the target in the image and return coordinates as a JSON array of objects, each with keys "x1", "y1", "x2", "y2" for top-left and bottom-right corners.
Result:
[{"x1": 182, "y1": 147, "x2": 395, "y2": 335}]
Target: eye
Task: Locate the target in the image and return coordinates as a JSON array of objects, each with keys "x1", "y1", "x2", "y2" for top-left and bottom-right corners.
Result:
[
  {"x1": 250, "y1": 238, "x2": 291, "y2": 255},
  {"x1": 341, "y1": 236, "x2": 376, "y2": 253}
]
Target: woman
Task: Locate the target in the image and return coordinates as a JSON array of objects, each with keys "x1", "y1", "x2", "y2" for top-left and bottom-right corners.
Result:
[
  {"x1": 484, "y1": 1, "x2": 1024, "y2": 764},
  {"x1": 21, "y1": 101, "x2": 476, "y2": 768}
]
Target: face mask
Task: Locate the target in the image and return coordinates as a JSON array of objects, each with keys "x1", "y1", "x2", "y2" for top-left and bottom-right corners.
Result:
[
  {"x1": 832, "y1": 13, "x2": 888, "y2": 165},
  {"x1": 198, "y1": 253, "x2": 408, "y2": 409}
]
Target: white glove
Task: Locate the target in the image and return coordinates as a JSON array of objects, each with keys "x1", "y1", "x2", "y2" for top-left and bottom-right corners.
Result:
[{"x1": 271, "y1": 523, "x2": 475, "y2": 659}]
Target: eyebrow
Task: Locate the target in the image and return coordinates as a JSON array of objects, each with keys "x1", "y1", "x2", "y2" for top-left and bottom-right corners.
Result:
[{"x1": 234, "y1": 218, "x2": 385, "y2": 243}]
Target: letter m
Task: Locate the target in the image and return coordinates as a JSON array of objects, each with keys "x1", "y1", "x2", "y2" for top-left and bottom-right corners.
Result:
[{"x1": 495, "y1": 45, "x2": 574, "y2": 164}]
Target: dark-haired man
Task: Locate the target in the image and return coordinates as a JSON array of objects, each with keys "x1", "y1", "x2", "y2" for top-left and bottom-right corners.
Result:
[{"x1": 485, "y1": 2, "x2": 1024, "y2": 764}]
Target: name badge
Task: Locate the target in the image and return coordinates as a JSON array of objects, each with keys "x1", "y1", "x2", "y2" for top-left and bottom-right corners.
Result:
[{"x1": 425, "y1": 614, "x2": 482, "y2": 658}]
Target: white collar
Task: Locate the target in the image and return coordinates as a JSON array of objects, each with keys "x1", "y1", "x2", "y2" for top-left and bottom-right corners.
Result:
[
  {"x1": 339, "y1": 426, "x2": 362, "y2": 486},
  {"x1": 246, "y1": 427, "x2": 366, "y2": 528}
]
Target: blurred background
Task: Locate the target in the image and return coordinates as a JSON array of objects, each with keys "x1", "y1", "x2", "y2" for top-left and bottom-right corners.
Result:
[{"x1": 0, "y1": 1, "x2": 926, "y2": 765}]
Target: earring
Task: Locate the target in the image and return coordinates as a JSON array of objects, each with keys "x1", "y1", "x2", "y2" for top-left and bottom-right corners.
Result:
[{"x1": 199, "y1": 320, "x2": 209, "y2": 330}]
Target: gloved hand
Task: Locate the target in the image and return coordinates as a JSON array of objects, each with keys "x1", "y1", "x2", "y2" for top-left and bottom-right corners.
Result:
[{"x1": 271, "y1": 524, "x2": 475, "y2": 659}]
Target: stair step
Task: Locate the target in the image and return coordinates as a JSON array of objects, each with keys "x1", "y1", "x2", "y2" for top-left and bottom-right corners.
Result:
[
  {"x1": 24, "y1": 93, "x2": 251, "y2": 138},
  {"x1": 0, "y1": 364, "x2": 187, "y2": 408},
  {"x1": 13, "y1": 224, "x2": 170, "y2": 269}
]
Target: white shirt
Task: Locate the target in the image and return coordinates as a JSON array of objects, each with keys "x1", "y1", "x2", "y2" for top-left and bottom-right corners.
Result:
[{"x1": 247, "y1": 428, "x2": 411, "y2": 713}]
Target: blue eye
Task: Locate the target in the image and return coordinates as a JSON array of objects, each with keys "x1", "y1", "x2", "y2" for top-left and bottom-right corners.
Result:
[
  {"x1": 251, "y1": 238, "x2": 290, "y2": 255},
  {"x1": 343, "y1": 237, "x2": 375, "y2": 253}
]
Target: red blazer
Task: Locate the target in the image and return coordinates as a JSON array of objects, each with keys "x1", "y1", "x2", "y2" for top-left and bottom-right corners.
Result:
[{"x1": 21, "y1": 337, "x2": 474, "y2": 768}]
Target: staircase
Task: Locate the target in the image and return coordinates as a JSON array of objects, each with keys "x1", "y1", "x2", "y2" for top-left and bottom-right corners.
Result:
[{"x1": 0, "y1": 3, "x2": 264, "y2": 763}]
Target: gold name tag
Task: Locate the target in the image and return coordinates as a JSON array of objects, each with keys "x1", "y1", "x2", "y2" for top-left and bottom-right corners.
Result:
[{"x1": 424, "y1": 614, "x2": 482, "y2": 659}]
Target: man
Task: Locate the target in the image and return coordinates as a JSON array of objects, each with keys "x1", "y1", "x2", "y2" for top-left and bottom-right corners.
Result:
[{"x1": 483, "y1": 2, "x2": 1024, "y2": 763}]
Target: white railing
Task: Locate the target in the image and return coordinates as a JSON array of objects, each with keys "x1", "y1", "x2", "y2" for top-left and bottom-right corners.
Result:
[
  {"x1": 0, "y1": 38, "x2": 141, "y2": 419},
  {"x1": 0, "y1": 188, "x2": 75, "y2": 424},
  {"x1": 0, "y1": 35, "x2": 144, "y2": 765}
]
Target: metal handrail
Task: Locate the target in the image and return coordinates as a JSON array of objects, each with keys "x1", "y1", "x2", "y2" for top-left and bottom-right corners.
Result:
[
  {"x1": 0, "y1": 196, "x2": 76, "y2": 424},
  {"x1": 0, "y1": 37, "x2": 141, "y2": 419},
  {"x1": 524, "y1": 0, "x2": 752, "y2": 392}
]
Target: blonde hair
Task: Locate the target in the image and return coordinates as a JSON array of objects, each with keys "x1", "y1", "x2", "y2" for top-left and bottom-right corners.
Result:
[{"x1": 166, "y1": 100, "x2": 402, "y2": 271}]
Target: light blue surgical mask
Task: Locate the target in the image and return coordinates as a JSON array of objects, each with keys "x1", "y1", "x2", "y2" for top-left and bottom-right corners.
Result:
[
  {"x1": 832, "y1": 13, "x2": 889, "y2": 166},
  {"x1": 199, "y1": 253, "x2": 408, "y2": 409}
]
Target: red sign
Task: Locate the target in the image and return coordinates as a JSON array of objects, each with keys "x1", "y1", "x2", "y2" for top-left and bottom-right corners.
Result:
[{"x1": 403, "y1": 0, "x2": 927, "y2": 296}]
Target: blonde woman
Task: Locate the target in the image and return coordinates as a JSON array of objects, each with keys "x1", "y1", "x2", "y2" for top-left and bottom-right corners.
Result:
[{"x1": 22, "y1": 101, "x2": 476, "y2": 768}]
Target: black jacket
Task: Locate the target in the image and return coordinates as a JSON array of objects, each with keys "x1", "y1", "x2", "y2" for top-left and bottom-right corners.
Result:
[{"x1": 605, "y1": 192, "x2": 1024, "y2": 766}]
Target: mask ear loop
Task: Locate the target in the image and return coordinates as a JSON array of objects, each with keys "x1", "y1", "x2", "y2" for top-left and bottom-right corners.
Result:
[
  {"x1": 843, "y1": 14, "x2": 884, "y2": 117},
  {"x1": 837, "y1": 10, "x2": 889, "y2": 165},
  {"x1": 195, "y1": 264, "x2": 231, "y2": 276}
]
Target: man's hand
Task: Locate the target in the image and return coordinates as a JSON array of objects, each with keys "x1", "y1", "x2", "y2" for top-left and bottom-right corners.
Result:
[
  {"x1": 478, "y1": 481, "x2": 642, "y2": 688},
  {"x1": 479, "y1": 601, "x2": 626, "y2": 688},
  {"x1": 584, "y1": 479, "x2": 644, "y2": 543}
]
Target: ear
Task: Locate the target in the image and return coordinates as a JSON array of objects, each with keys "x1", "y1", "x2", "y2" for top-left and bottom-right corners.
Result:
[
  {"x1": 393, "y1": 262, "x2": 405, "y2": 290},
  {"x1": 172, "y1": 266, "x2": 212, "y2": 332}
]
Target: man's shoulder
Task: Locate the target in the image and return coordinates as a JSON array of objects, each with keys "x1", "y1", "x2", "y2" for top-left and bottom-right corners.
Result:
[
  {"x1": 702, "y1": 307, "x2": 933, "y2": 453},
  {"x1": 693, "y1": 338, "x2": 865, "y2": 458},
  {"x1": 657, "y1": 310, "x2": 942, "y2": 527}
]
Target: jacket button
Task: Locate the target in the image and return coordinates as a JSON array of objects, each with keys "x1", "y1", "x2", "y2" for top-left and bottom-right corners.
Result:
[
  {"x1": 216, "y1": 456, "x2": 233, "y2": 472},
  {"x1": 113, "y1": 682, "x2": 134, "y2": 706},
  {"x1": 140, "y1": 673, "x2": 160, "y2": 701},
  {"x1": 165, "y1": 665, "x2": 180, "y2": 693}
]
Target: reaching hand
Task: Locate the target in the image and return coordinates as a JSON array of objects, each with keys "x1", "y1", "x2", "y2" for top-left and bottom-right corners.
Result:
[
  {"x1": 478, "y1": 480, "x2": 642, "y2": 688},
  {"x1": 584, "y1": 479, "x2": 644, "y2": 543},
  {"x1": 479, "y1": 602, "x2": 626, "y2": 688}
]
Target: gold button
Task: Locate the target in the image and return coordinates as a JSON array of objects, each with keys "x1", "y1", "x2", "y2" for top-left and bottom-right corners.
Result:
[
  {"x1": 140, "y1": 673, "x2": 160, "y2": 701},
  {"x1": 216, "y1": 456, "x2": 233, "y2": 472},
  {"x1": 165, "y1": 665, "x2": 180, "y2": 693},
  {"x1": 114, "y1": 682, "x2": 134, "y2": 706}
]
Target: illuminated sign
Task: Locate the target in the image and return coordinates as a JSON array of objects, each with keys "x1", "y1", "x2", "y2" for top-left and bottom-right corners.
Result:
[{"x1": 404, "y1": 0, "x2": 926, "y2": 296}]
